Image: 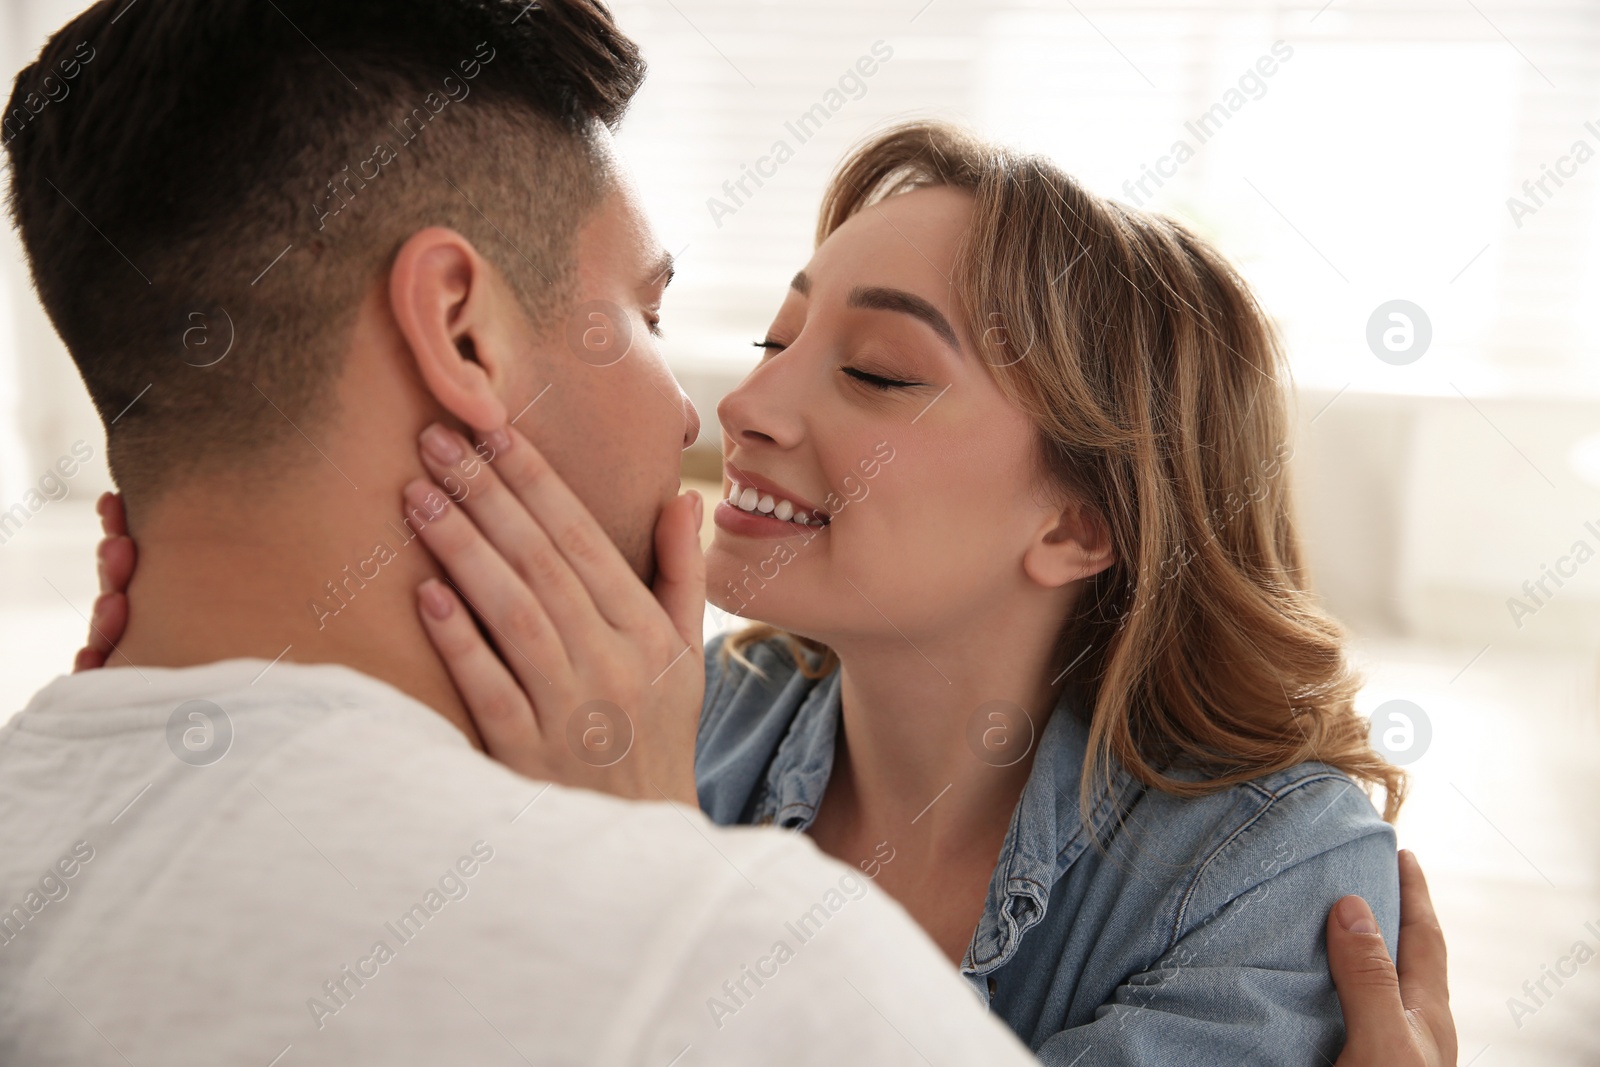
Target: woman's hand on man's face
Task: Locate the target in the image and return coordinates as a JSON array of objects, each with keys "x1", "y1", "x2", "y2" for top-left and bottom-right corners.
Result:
[{"x1": 408, "y1": 422, "x2": 707, "y2": 806}]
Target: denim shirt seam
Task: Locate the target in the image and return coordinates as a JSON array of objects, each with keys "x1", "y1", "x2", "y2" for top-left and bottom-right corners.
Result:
[
  {"x1": 1167, "y1": 769, "x2": 1351, "y2": 948},
  {"x1": 1242, "y1": 780, "x2": 1276, "y2": 805},
  {"x1": 775, "y1": 800, "x2": 816, "y2": 827}
]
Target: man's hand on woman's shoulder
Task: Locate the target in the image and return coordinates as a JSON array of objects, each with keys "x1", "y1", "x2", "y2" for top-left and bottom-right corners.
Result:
[{"x1": 1330, "y1": 850, "x2": 1457, "y2": 1067}]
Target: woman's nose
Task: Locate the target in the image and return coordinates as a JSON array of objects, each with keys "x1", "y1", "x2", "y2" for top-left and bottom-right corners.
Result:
[{"x1": 717, "y1": 359, "x2": 805, "y2": 450}]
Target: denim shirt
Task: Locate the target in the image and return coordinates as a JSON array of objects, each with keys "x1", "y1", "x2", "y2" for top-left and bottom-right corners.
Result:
[{"x1": 695, "y1": 634, "x2": 1399, "y2": 1066}]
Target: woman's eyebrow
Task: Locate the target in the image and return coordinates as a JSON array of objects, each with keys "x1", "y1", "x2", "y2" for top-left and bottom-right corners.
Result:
[{"x1": 847, "y1": 285, "x2": 960, "y2": 352}]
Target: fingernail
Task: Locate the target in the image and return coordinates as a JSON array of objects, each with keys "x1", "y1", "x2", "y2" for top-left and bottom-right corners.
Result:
[
  {"x1": 403, "y1": 479, "x2": 449, "y2": 520},
  {"x1": 1337, "y1": 895, "x2": 1379, "y2": 934},
  {"x1": 478, "y1": 426, "x2": 512, "y2": 459},
  {"x1": 421, "y1": 423, "x2": 464, "y2": 465},
  {"x1": 419, "y1": 579, "x2": 454, "y2": 621}
]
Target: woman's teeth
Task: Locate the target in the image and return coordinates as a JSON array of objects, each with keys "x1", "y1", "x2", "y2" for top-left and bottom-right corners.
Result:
[{"x1": 727, "y1": 482, "x2": 825, "y2": 525}]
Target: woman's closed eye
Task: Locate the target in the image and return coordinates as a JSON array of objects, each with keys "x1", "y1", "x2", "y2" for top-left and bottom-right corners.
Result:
[
  {"x1": 751, "y1": 339, "x2": 924, "y2": 390},
  {"x1": 841, "y1": 366, "x2": 922, "y2": 391}
]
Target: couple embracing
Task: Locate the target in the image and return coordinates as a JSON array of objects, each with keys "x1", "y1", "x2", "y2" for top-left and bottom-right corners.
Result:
[{"x1": 3, "y1": 1, "x2": 1451, "y2": 1064}]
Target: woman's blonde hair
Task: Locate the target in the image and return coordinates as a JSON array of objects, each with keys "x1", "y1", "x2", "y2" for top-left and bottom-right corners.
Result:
[{"x1": 726, "y1": 120, "x2": 1404, "y2": 822}]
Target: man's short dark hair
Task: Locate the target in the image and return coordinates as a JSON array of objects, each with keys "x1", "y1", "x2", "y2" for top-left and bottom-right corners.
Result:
[{"x1": 4, "y1": 0, "x2": 644, "y2": 499}]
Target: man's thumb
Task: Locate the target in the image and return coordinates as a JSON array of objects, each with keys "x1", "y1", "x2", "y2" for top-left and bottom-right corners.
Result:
[{"x1": 1329, "y1": 895, "x2": 1408, "y2": 1064}]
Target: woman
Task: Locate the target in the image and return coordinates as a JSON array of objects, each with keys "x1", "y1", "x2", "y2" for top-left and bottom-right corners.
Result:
[
  {"x1": 693, "y1": 120, "x2": 1402, "y2": 1059},
  {"x1": 76, "y1": 121, "x2": 1454, "y2": 1065}
]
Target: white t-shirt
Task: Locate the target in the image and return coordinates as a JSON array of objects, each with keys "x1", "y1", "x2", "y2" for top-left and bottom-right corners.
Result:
[{"x1": 0, "y1": 660, "x2": 1034, "y2": 1067}]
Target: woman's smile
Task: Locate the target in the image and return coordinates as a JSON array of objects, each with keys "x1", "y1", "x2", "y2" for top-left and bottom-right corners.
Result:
[{"x1": 713, "y1": 466, "x2": 831, "y2": 539}]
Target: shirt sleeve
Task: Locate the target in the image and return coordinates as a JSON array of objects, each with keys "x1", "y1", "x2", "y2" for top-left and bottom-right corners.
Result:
[{"x1": 1031, "y1": 781, "x2": 1398, "y2": 1066}]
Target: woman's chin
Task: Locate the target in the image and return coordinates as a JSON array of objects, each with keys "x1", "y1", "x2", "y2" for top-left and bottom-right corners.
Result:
[{"x1": 703, "y1": 541, "x2": 778, "y2": 590}]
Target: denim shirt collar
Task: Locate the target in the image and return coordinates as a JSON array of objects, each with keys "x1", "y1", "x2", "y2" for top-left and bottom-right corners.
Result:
[
  {"x1": 746, "y1": 671, "x2": 1137, "y2": 976},
  {"x1": 751, "y1": 670, "x2": 844, "y2": 831}
]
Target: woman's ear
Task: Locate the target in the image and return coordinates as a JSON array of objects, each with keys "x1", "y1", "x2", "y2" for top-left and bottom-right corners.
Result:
[
  {"x1": 1022, "y1": 498, "x2": 1117, "y2": 589},
  {"x1": 388, "y1": 226, "x2": 512, "y2": 435}
]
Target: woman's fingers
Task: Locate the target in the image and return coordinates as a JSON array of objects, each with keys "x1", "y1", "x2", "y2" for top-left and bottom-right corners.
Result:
[
  {"x1": 86, "y1": 592, "x2": 127, "y2": 654},
  {"x1": 407, "y1": 423, "x2": 704, "y2": 804},
  {"x1": 652, "y1": 492, "x2": 707, "y2": 650},
  {"x1": 73, "y1": 646, "x2": 107, "y2": 672},
  {"x1": 416, "y1": 578, "x2": 539, "y2": 771},
  {"x1": 418, "y1": 424, "x2": 602, "y2": 640},
  {"x1": 404, "y1": 479, "x2": 569, "y2": 696},
  {"x1": 96, "y1": 491, "x2": 127, "y2": 538},
  {"x1": 1397, "y1": 851, "x2": 1456, "y2": 1060},
  {"x1": 75, "y1": 494, "x2": 135, "y2": 673},
  {"x1": 472, "y1": 424, "x2": 658, "y2": 629},
  {"x1": 1328, "y1": 894, "x2": 1419, "y2": 1066},
  {"x1": 98, "y1": 531, "x2": 135, "y2": 596}
]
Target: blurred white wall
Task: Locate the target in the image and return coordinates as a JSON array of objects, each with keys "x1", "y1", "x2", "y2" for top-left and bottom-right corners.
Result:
[
  {"x1": 1296, "y1": 388, "x2": 1600, "y2": 650},
  {"x1": 1, "y1": 0, "x2": 111, "y2": 505}
]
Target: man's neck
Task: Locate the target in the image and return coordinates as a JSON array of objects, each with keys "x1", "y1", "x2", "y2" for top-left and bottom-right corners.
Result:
[{"x1": 113, "y1": 470, "x2": 483, "y2": 750}]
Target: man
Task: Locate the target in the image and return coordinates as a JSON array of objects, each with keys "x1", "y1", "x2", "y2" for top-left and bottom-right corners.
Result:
[
  {"x1": 2, "y1": 2, "x2": 1034, "y2": 1063},
  {"x1": 3, "y1": 1, "x2": 1451, "y2": 1064}
]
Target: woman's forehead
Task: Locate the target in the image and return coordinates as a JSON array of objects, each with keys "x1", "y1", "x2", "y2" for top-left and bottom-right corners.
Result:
[{"x1": 804, "y1": 186, "x2": 974, "y2": 299}]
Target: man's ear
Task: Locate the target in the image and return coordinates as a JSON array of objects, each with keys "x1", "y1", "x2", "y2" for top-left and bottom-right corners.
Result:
[
  {"x1": 1022, "y1": 498, "x2": 1117, "y2": 589},
  {"x1": 388, "y1": 227, "x2": 514, "y2": 434}
]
